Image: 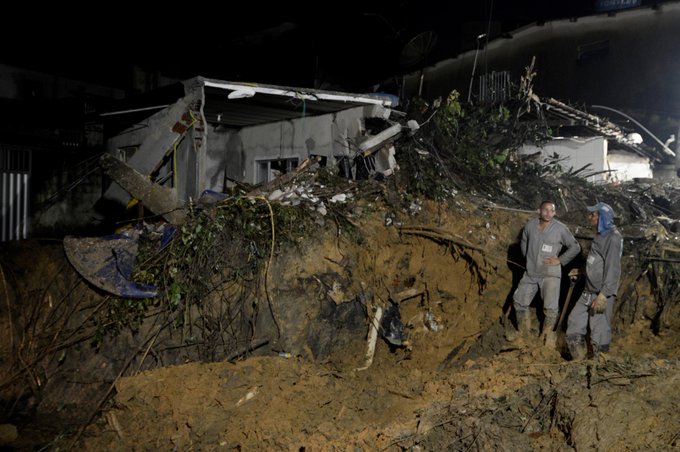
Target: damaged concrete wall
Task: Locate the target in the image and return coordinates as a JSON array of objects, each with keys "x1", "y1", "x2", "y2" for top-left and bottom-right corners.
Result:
[
  {"x1": 608, "y1": 151, "x2": 653, "y2": 181},
  {"x1": 29, "y1": 152, "x2": 105, "y2": 236},
  {"x1": 204, "y1": 127, "x2": 242, "y2": 190},
  {"x1": 175, "y1": 130, "x2": 198, "y2": 200},
  {"x1": 520, "y1": 137, "x2": 652, "y2": 183},
  {"x1": 106, "y1": 81, "x2": 391, "y2": 202},
  {"x1": 104, "y1": 84, "x2": 203, "y2": 205},
  {"x1": 204, "y1": 106, "x2": 368, "y2": 189}
]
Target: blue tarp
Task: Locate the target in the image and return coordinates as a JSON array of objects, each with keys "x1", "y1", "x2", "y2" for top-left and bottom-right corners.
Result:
[
  {"x1": 64, "y1": 231, "x2": 163, "y2": 299},
  {"x1": 65, "y1": 189, "x2": 229, "y2": 299}
]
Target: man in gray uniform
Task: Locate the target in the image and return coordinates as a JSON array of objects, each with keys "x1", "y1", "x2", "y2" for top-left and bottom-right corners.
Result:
[
  {"x1": 566, "y1": 202, "x2": 623, "y2": 360},
  {"x1": 509, "y1": 200, "x2": 581, "y2": 347}
]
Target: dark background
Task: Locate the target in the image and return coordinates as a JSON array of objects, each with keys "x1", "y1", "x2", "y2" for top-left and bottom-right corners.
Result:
[{"x1": 0, "y1": 1, "x2": 607, "y2": 92}]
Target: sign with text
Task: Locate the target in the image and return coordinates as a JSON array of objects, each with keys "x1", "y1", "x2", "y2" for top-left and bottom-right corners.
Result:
[{"x1": 595, "y1": 0, "x2": 641, "y2": 12}]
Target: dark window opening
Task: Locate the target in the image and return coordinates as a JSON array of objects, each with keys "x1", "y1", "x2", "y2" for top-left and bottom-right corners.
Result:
[
  {"x1": 577, "y1": 40, "x2": 610, "y2": 63},
  {"x1": 256, "y1": 158, "x2": 299, "y2": 184}
]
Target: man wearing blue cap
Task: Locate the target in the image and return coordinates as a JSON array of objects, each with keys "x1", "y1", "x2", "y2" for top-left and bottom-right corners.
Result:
[
  {"x1": 566, "y1": 202, "x2": 623, "y2": 360},
  {"x1": 508, "y1": 200, "x2": 581, "y2": 347}
]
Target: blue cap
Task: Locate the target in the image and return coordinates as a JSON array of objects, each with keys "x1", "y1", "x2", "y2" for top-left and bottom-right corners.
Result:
[{"x1": 587, "y1": 202, "x2": 615, "y2": 217}]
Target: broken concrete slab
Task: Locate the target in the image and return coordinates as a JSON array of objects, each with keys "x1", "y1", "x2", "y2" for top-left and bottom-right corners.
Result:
[{"x1": 100, "y1": 153, "x2": 186, "y2": 225}]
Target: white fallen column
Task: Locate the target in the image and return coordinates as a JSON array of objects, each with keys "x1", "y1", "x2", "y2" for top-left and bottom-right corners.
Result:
[{"x1": 355, "y1": 306, "x2": 383, "y2": 372}]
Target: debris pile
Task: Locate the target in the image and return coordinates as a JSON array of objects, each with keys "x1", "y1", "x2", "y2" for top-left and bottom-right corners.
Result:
[{"x1": 2, "y1": 75, "x2": 680, "y2": 449}]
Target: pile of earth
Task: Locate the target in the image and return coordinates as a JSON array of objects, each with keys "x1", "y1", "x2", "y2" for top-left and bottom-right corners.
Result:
[
  {"x1": 2, "y1": 181, "x2": 680, "y2": 450},
  {"x1": 3, "y1": 85, "x2": 680, "y2": 449}
]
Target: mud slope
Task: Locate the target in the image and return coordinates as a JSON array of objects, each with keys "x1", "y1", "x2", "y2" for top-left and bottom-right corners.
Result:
[{"x1": 1, "y1": 192, "x2": 676, "y2": 450}]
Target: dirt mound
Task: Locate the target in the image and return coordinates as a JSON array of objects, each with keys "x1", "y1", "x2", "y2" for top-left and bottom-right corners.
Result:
[
  {"x1": 76, "y1": 333, "x2": 680, "y2": 451},
  {"x1": 4, "y1": 79, "x2": 680, "y2": 449},
  {"x1": 3, "y1": 190, "x2": 680, "y2": 450}
]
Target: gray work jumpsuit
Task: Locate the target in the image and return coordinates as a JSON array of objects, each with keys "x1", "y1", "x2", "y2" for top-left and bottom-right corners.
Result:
[
  {"x1": 513, "y1": 218, "x2": 581, "y2": 319},
  {"x1": 566, "y1": 228, "x2": 623, "y2": 349}
]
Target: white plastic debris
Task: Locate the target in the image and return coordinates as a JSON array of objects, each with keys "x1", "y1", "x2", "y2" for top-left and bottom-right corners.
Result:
[
  {"x1": 424, "y1": 310, "x2": 440, "y2": 332},
  {"x1": 407, "y1": 119, "x2": 420, "y2": 134},
  {"x1": 236, "y1": 386, "x2": 259, "y2": 407},
  {"x1": 330, "y1": 194, "x2": 347, "y2": 203},
  {"x1": 268, "y1": 189, "x2": 284, "y2": 201}
]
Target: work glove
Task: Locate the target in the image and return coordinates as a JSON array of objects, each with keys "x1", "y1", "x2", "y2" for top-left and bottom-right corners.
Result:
[{"x1": 591, "y1": 292, "x2": 607, "y2": 314}]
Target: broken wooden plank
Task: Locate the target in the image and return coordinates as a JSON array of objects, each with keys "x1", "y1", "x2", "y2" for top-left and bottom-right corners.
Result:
[
  {"x1": 100, "y1": 153, "x2": 186, "y2": 225},
  {"x1": 391, "y1": 285, "x2": 427, "y2": 303}
]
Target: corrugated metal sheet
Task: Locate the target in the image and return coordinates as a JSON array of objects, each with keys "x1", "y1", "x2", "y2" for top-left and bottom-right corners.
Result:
[{"x1": 1, "y1": 147, "x2": 31, "y2": 241}]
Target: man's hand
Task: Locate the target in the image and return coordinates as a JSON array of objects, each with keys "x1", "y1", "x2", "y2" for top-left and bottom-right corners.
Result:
[
  {"x1": 568, "y1": 268, "x2": 579, "y2": 278},
  {"x1": 591, "y1": 293, "x2": 607, "y2": 313},
  {"x1": 544, "y1": 256, "x2": 560, "y2": 266}
]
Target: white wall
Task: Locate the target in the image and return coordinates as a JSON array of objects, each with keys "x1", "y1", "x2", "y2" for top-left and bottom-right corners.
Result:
[
  {"x1": 205, "y1": 106, "x2": 370, "y2": 188},
  {"x1": 520, "y1": 137, "x2": 651, "y2": 183},
  {"x1": 608, "y1": 151, "x2": 653, "y2": 181}
]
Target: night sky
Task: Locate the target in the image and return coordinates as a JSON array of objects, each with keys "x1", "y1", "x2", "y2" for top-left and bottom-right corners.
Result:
[{"x1": 0, "y1": 0, "x2": 660, "y2": 92}]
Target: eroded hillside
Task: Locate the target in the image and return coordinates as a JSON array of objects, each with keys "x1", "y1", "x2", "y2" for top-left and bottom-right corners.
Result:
[{"x1": 2, "y1": 87, "x2": 680, "y2": 450}]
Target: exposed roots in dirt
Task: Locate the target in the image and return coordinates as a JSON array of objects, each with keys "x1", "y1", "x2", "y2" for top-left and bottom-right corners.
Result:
[
  {"x1": 4, "y1": 79, "x2": 680, "y2": 449},
  {"x1": 398, "y1": 225, "x2": 492, "y2": 294}
]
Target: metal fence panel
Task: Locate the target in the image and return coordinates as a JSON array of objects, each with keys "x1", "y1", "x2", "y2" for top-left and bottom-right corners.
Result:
[
  {"x1": 1, "y1": 148, "x2": 31, "y2": 241},
  {"x1": 478, "y1": 71, "x2": 511, "y2": 104}
]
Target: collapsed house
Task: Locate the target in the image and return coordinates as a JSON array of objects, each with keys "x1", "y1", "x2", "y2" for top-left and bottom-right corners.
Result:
[
  {"x1": 398, "y1": 1, "x2": 680, "y2": 181},
  {"x1": 61, "y1": 77, "x2": 417, "y2": 298},
  {"x1": 100, "y1": 77, "x2": 406, "y2": 222},
  {"x1": 521, "y1": 98, "x2": 675, "y2": 182}
]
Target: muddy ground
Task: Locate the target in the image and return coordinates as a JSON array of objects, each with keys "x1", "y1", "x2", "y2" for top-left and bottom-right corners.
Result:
[{"x1": 2, "y1": 189, "x2": 680, "y2": 451}]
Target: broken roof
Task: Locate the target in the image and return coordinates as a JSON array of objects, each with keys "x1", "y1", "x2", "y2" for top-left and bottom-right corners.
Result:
[
  {"x1": 99, "y1": 77, "x2": 395, "y2": 129},
  {"x1": 198, "y1": 78, "x2": 394, "y2": 128},
  {"x1": 541, "y1": 97, "x2": 670, "y2": 162}
]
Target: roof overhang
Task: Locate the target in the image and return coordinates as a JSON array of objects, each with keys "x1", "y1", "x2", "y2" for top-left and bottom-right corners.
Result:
[{"x1": 200, "y1": 78, "x2": 394, "y2": 128}]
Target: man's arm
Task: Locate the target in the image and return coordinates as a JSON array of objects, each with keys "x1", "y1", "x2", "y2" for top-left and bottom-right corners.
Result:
[
  {"x1": 520, "y1": 224, "x2": 529, "y2": 257},
  {"x1": 558, "y1": 227, "x2": 581, "y2": 265},
  {"x1": 601, "y1": 232, "x2": 623, "y2": 297}
]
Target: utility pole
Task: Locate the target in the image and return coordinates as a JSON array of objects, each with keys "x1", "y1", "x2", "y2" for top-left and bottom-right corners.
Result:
[{"x1": 467, "y1": 33, "x2": 487, "y2": 104}]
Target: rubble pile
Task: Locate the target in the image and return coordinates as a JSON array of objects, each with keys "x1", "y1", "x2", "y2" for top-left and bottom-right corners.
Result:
[{"x1": 2, "y1": 83, "x2": 680, "y2": 449}]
